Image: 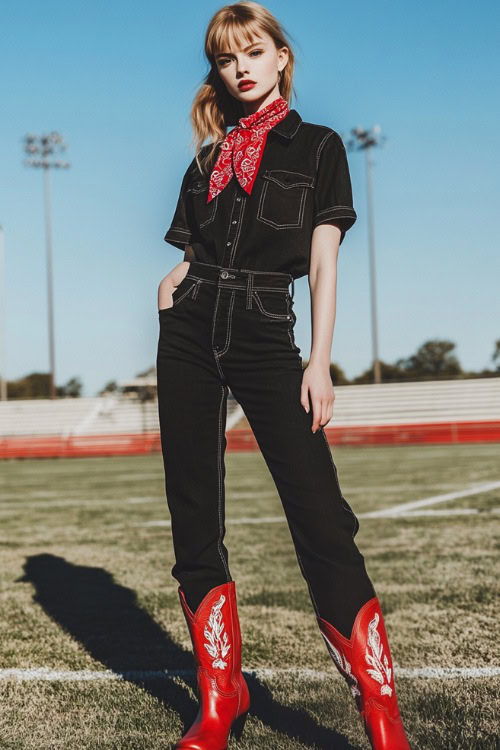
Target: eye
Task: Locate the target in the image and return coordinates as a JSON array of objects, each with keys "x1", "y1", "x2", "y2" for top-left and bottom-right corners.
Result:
[
  {"x1": 218, "y1": 58, "x2": 231, "y2": 67},
  {"x1": 250, "y1": 49, "x2": 263, "y2": 57}
]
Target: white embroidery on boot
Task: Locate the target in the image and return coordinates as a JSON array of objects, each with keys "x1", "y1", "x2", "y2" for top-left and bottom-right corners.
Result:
[
  {"x1": 320, "y1": 631, "x2": 361, "y2": 702},
  {"x1": 203, "y1": 594, "x2": 231, "y2": 670},
  {"x1": 365, "y1": 612, "x2": 393, "y2": 696}
]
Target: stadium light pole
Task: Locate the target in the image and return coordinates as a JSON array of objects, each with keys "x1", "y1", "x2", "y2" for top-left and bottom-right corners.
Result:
[
  {"x1": 23, "y1": 132, "x2": 70, "y2": 400},
  {"x1": 0, "y1": 225, "x2": 6, "y2": 400},
  {"x1": 344, "y1": 125, "x2": 386, "y2": 384}
]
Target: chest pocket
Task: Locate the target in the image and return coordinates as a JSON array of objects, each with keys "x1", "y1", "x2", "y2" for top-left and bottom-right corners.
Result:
[
  {"x1": 186, "y1": 175, "x2": 218, "y2": 229},
  {"x1": 257, "y1": 169, "x2": 315, "y2": 230}
]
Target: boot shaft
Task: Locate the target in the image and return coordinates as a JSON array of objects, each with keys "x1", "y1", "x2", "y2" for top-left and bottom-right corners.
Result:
[
  {"x1": 317, "y1": 597, "x2": 401, "y2": 721},
  {"x1": 178, "y1": 580, "x2": 242, "y2": 693}
]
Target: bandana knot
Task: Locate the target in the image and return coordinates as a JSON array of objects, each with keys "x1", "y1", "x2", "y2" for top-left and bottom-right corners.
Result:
[{"x1": 207, "y1": 96, "x2": 289, "y2": 202}]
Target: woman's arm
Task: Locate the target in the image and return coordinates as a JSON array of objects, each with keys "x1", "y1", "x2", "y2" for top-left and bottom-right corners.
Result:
[
  {"x1": 157, "y1": 246, "x2": 196, "y2": 310},
  {"x1": 301, "y1": 223, "x2": 342, "y2": 432}
]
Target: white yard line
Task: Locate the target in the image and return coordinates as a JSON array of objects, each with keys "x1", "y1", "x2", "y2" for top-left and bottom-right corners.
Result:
[
  {"x1": 367, "y1": 508, "x2": 500, "y2": 518},
  {"x1": 0, "y1": 666, "x2": 498, "y2": 682},
  {"x1": 138, "y1": 506, "x2": 500, "y2": 528},
  {"x1": 3, "y1": 482, "x2": 499, "y2": 521},
  {"x1": 361, "y1": 480, "x2": 500, "y2": 518},
  {"x1": 140, "y1": 516, "x2": 288, "y2": 528},
  {"x1": 0, "y1": 497, "x2": 162, "y2": 511}
]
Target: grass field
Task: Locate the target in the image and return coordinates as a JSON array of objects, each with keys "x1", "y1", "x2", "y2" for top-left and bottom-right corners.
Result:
[{"x1": 1, "y1": 443, "x2": 499, "y2": 749}]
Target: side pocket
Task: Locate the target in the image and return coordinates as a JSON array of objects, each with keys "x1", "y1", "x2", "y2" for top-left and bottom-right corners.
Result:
[
  {"x1": 253, "y1": 290, "x2": 291, "y2": 320},
  {"x1": 158, "y1": 278, "x2": 196, "y2": 314}
]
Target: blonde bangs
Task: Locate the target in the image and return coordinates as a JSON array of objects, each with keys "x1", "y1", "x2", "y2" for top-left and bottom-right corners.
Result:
[{"x1": 207, "y1": 17, "x2": 267, "y2": 62}]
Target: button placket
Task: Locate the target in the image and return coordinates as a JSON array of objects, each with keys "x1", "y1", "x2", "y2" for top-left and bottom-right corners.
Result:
[{"x1": 221, "y1": 188, "x2": 245, "y2": 268}]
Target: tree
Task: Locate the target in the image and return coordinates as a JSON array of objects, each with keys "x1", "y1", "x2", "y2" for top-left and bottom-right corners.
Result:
[
  {"x1": 352, "y1": 360, "x2": 406, "y2": 384},
  {"x1": 395, "y1": 339, "x2": 462, "y2": 379},
  {"x1": 99, "y1": 380, "x2": 119, "y2": 395},
  {"x1": 56, "y1": 377, "x2": 83, "y2": 398}
]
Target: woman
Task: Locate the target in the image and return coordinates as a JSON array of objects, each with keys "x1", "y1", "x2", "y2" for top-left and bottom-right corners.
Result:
[{"x1": 156, "y1": 2, "x2": 411, "y2": 748}]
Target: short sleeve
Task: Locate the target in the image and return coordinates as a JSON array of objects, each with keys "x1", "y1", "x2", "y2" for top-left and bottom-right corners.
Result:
[
  {"x1": 163, "y1": 162, "x2": 195, "y2": 250},
  {"x1": 313, "y1": 131, "x2": 357, "y2": 245}
]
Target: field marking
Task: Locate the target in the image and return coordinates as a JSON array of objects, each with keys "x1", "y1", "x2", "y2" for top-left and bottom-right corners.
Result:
[
  {"x1": 370, "y1": 507, "x2": 500, "y2": 518},
  {"x1": 362, "y1": 480, "x2": 500, "y2": 518},
  {"x1": 140, "y1": 516, "x2": 288, "y2": 528},
  {"x1": 0, "y1": 666, "x2": 498, "y2": 682},
  {"x1": 3, "y1": 482, "x2": 499, "y2": 521},
  {"x1": 138, "y1": 506, "x2": 500, "y2": 528},
  {"x1": 0, "y1": 497, "x2": 163, "y2": 511}
]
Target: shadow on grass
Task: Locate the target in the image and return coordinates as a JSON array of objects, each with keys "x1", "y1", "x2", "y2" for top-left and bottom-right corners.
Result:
[{"x1": 19, "y1": 554, "x2": 360, "y2": 749}]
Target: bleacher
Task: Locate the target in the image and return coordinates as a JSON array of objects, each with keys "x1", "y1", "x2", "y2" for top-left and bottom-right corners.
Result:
[{"x1": 0, "y1": 377, "x2": 499, "y2": 458}]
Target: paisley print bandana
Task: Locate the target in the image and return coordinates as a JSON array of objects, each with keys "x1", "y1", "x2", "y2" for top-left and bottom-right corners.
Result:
[{"x1": 207, "y1": 96, "x2": 289, "y2": 203}]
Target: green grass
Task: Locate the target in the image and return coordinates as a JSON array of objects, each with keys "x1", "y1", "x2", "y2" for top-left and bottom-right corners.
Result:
[{"x1": 0, "y1": 443, "x2": 499, "y2": 749}]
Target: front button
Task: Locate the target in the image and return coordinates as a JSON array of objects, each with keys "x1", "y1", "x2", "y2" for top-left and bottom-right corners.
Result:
[
  {"x1": 220, "y1": 271, "x2": 228, "y2": 279},
  {"x1": 236, "y1": 197, "x2": 241, "y2": 202},
  {"x1": 232, "y1": 220, "x2": 237, "y2": 224}
]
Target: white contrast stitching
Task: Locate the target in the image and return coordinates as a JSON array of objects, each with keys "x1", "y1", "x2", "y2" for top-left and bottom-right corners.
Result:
[
  {"x1": 257, "y1": 179, "x2": 310, "y2": 230},
  {"x1": 316, "y1": 130, "x2": 335, "y2": 169},
  {"x1": 217, "y1": 291, "x2": 236, "y2": 357},
  {"x1": 262, "y1": 169, "x2": 315, "y2": 188},
  {"x1": 217, "y1": 384, "x2": 231, "y2": 579},
  {"x1": 211, "y1": 288, "x2": 227, "y2": 381},
  {"x1": 167, "y1": 226, "x2": 191, "y2": 234},
  {"x1": 216, "y1": 284, "x2": 289, "y2": 292},
  {"x1": 172, "y1": 283, "x2": 196, "y2": 306},
  {"x1": 240, "y1": 268, "x2": 293, "y2": 280},
  {"x1": 253, "y1": 291, "x2": 290, "y2": 320},
  {"x1": 320, "y1": 427, "x2": 359, "y2": 538},
  {"x1": 229, "y1": 194, "x2": 246, "y2": 267},
  {"x1": 316, "y1": 206, "x2": 357, "y2": 216}
]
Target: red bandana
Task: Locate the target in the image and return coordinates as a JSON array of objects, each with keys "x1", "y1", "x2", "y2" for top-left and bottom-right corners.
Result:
[{"x1": 207, "y1": 96, "x2": 289, "y2": 203}]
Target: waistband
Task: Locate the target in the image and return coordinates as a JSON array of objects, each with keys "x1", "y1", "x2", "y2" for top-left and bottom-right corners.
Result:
[{"x1": 185, "y1": 261, "x2": 295, "y2": 300}]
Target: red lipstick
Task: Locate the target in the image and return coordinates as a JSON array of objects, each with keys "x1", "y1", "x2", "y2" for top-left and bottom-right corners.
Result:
[{"x1": 238, "y1": 79, "x2": 256, "y2": 91}]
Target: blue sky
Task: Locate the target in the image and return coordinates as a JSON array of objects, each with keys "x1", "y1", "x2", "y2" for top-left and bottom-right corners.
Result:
[{"x1": 1, "y1": 0, "x2": 499, "y2": 396}]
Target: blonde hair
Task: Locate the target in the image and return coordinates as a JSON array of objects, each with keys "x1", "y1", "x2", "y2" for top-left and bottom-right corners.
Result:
[{"x1": 190, "y1": 1, "x2": 297, "y2": 174}]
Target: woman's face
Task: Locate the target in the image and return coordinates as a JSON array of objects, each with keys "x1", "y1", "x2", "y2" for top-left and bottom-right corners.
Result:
[{"x1": 214, "y1": 32, "x2": 288, "y2": 113}]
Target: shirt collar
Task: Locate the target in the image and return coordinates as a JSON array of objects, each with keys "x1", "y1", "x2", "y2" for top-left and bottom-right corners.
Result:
[{"x1": 271, "y1": 108, "x2": 302, "y2": 139}]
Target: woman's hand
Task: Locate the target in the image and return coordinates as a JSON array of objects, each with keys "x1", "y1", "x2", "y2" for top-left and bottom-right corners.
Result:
[
  {"x1": 157, "y1": 260, "x2": 191, "y2": 311},
  {"x1": 300, "y1": 362, "x2": 335, "y2": 433}
]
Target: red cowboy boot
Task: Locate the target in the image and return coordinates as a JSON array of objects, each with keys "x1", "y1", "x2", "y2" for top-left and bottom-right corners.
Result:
[
  {"x1": 317, "y1": 596, "x2": 411, "y2": 749},
  {"x1": 175, "y1": 580, "x2": 250, "y2": 749}
]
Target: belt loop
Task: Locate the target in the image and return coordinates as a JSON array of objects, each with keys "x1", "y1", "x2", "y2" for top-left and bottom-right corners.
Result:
[
  {"x1": 246, "y1": 272, "x2": 254, "y2": 309},
  {"x1": 290, "y1": 277, "x2": 295, "y2": 301}
]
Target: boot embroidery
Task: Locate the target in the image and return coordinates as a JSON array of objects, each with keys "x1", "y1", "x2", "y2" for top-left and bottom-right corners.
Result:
[
  {"x1": 320, "y1": 631, "x2": 361, "y2": 702},
  {"x1": 203, "y1": 594, "x2": 231, "y2": 670},
  {"x1": 365, "y1": 612, "x2": 393, "y2": 696}
]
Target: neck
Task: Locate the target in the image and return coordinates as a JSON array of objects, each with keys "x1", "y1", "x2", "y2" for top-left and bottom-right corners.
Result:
[{"x1": 240, "y1": 87, "x2": 283, "y2": 117}]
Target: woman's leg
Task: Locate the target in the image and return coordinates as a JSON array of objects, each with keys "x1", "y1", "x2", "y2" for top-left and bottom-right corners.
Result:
[
  {"x1": 227, "y1": 366, "x2": 376, "y2": 636},
  {"x1": 156, "y1": 305, "x2": 232, "y2": 612},
  {"x1": 157, "y1": 290, "x2": 250, "y2": 749},
  {"x1": 227, "y1": 365, "x2": 410, "y2": 748}
]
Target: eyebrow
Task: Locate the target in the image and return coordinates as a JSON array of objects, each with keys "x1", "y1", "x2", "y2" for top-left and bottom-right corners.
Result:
[{"x1": 215, "y1": 41, "x2": 263, "y2": 59}]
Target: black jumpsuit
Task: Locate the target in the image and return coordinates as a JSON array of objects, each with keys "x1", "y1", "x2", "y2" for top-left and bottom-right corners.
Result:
[{"x1": 156, "y1": 108, "x2": 377, "y2": 638}]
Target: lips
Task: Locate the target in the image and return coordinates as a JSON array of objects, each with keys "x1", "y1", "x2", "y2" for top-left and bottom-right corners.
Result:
[{"x1": 238, "y1": 80, "x2": 256, "y2": 90}]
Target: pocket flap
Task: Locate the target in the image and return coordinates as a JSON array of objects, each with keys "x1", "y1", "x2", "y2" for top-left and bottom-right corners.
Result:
[
  {"x1": 188, "y1": 177, "x2": 209, "y2": 194},
  {"x1": 262, "y1": 170, "x2": 315, "y2": 189}
]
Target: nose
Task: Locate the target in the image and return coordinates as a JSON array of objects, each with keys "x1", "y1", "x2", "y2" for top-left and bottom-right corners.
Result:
[{"x1": 235, "y1": 55, "x2": 250, "y2": 77}]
